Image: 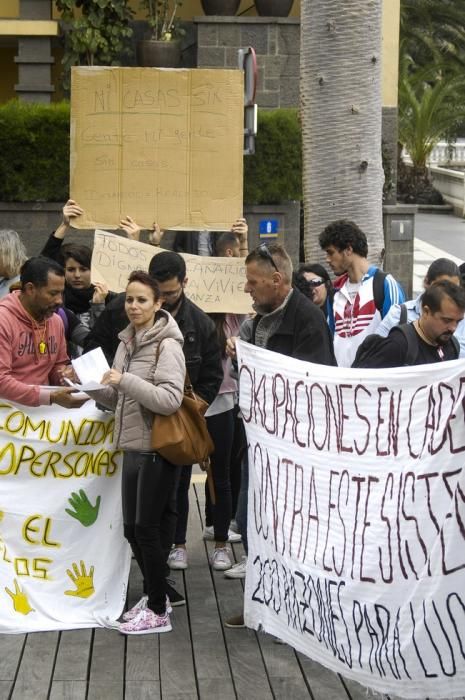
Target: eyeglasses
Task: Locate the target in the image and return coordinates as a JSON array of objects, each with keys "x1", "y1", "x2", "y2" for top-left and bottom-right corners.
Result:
[
  {"x1": 257, "y1": 244, "x2": 279, "y2": 272},
  {"x1": 307, "y1": 278, "x2": 325, "y2": 288}
]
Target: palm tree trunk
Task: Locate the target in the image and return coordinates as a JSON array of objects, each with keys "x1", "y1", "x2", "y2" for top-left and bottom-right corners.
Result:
[{"x1": 301, "y1": 0, "x2": 384, "y2": 266}]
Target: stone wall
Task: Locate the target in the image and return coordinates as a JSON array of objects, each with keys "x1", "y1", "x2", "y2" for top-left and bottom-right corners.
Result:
[
  {"x1": 195, "y1": 16, "x2": 299, "y2": 109},
  {"x1": 383, "y1": 204, "x2": 417, "y2": 299},
  {"x1": 0, "y1": 201, "x2": 301, "y2": 265}
]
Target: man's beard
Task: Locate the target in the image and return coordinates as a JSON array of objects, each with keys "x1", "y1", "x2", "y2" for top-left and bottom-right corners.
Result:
[
  {"x1": 162, "y1": 292, "x2": 184, "y2": 313},
  {"x1": 437, "y1": 332, "x2": 453, "y2": 346}
]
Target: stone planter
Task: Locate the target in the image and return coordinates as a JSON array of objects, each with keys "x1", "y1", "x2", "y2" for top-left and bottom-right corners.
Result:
[
  {"x1": 254, "y1": 0, "x2": 294, "y2": 16},
  {"x1": 136, "y1": 39, "x2": 182, "y2": 68},
  {"x1": 201, "y1": 0, "x2": 241, "y2": 15}
]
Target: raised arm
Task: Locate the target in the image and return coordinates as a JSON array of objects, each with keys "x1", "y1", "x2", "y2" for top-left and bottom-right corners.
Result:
[
  {"x1": 120, "y1": 216, "x2": 164, "y2": 246},
  {"x1": 41, "y1": 199, "x2": 84, "y2": 261},
  {"x1": 232, "y1": 217, "x2": 249, "y2": 257}
]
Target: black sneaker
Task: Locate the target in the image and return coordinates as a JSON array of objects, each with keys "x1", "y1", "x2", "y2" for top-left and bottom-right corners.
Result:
[{"x1": 165, "y1": 581, "x2": 186, "y2": 607}]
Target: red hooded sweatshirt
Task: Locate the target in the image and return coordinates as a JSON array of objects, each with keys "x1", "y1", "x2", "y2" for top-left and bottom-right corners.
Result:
[{"x1": 0, "y1": 291, "x2": 69, "y2": 406}]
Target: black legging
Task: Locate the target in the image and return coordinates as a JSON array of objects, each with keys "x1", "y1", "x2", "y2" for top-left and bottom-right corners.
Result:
[
  {"x1": 122, "y1": 452, "x2": 180, "y2": 615},
  {"x1": 204, "y1": 408, "x2": 236, "y2": 542},
  {"x1": 174, "y1": 410, "x2": 238, "y2": 545}
]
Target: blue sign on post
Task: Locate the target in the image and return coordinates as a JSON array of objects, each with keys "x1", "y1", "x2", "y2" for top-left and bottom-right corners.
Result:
[{"x1": 259, "y1": 219, "x2": 279, "y2": 238}]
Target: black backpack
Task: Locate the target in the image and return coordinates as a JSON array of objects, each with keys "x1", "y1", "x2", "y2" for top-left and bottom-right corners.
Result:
[{"x1": 352, "y1": 322, "x2": 460, "y2": 368}]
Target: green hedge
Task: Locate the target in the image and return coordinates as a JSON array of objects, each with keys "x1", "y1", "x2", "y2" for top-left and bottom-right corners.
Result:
[
  {"x1": 244, "y1": 108, "x2": 302, "y2": 204},
  {"x1": 0, "y1": 101, "x2": 70, "y2": 202},
  {"x1": 0, "y1": 101, "x2": 302, "y2": 204}
]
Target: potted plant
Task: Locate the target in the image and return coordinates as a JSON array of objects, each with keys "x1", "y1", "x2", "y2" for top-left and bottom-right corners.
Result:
[
  {"x1": 201, "y1": 0, "x2": 241, "y2": 15},
  {"x1": 56, "y1": 0, "x2": 134, "y2": 88},
  {"x1": 137, "y1": 0, "x2": 185, "y2": 67},
  {"x1": 254, "y1": 0, "x2": 293, "y2": 17}
]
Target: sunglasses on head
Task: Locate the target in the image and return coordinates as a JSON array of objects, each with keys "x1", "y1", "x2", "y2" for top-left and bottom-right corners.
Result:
[
  {"x1": 307, "y1": 278, "x2": 325, "y2": 288},
  {"x1": 257, "y1": 244, "x2": 279, "y2": 272}
]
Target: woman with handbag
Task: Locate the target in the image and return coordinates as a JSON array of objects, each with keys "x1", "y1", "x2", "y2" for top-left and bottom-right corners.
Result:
[{"x1": 90, "y1": 270, "x2": 186, "y2": 635}]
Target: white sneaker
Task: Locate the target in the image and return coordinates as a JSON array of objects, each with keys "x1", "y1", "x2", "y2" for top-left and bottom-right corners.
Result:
[
  {"x1": 203, "y1": 526, "x2": 241, "y2": 543},
  {"x1": 168, "y1": 547, "x2": 188, "y2": 570},
  {"x1": 210, "y1": 547, "x2": 232, "y2": 571},
  {"x1": 122, "y1": 595, "x2": 148, "y2": 622},
  {"x1": 224, "y1": 556, "x2": 247, "y2": 579},
  {"x1": 229, "y1": 519, "x2": 240, "y2": 534}
]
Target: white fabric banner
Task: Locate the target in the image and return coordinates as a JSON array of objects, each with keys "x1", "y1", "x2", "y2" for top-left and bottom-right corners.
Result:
[
  {"x1": 0, "y1": 400, "x2": 130, "y2": 633},
  {"x1": 237, "y1": 340, "x2": 465, "y2": 699}
]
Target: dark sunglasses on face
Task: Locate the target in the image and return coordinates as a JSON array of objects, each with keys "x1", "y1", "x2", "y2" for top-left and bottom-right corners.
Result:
[{"x1": 257, "y1": 244, "x2": 279, "y2": 272}]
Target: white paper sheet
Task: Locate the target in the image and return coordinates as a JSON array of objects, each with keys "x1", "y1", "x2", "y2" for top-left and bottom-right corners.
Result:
[{"x1": 71, "y1": 347, "x2": 110, "y2": 386}]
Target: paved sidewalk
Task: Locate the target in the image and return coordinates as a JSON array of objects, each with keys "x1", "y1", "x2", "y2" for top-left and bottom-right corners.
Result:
[
  {"x1": 413, "y1": 237, "x2": 462, "y2": 295},
  {"x1": 414, "y1": 212, "x2": 464, "y2": 295}
]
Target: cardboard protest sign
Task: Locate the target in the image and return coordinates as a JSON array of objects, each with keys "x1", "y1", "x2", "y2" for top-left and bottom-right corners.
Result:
[
  {"x1": 237, "y1": 340, "x2": 465, "y2": 699},
  {"x1": 91, "y1": 230, "x2": 252, "y2": 314},
  {"x1": 0, "y1": 400, "x2": 130, "y2": 633},
  {"x1": 70, "y1": 66, "x2": 244, "y2": 231}
]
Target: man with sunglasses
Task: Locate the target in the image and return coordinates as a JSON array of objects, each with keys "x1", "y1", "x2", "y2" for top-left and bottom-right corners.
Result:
[
  {"x1": 224, "y1": 243, "x2": 336, "y2": 628},
  {"x1": 239, "y1": 244, "x2": 336, "y2": 361}
]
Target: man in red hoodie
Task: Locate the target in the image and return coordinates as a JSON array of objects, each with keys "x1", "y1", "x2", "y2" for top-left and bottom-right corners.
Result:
[{"x1": 0, "y1": 256, "x2": 88, "y2": 408}]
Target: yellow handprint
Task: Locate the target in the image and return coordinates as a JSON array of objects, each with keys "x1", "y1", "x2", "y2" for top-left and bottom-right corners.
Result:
[
  {"x1": 64, "y1": 560, "x2": 95, "y2": 599},
  {"x1": 5, "y1": 579, "x2": 35, "y2": 615}
]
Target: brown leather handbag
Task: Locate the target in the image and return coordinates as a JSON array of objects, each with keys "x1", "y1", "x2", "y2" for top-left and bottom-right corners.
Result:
[{"x1": 151, "y1": 343, "x2": 214, "y2": 467}]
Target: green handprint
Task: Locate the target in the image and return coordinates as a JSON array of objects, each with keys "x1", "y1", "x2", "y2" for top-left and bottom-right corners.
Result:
[
  {"x1": 66, "y1": 490, "x2": 101, "y2": 527},
  {"x1": 64, "y1": 561, "x2": 95, "y2": 599},
  {"x1": 5, "y1": 579, "x2": 35, "y2": 615}
]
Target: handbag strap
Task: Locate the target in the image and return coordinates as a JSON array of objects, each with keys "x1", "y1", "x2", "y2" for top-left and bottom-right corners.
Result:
[{"x1": 155, "y1": 339, "x2": 191, "y2": 392}]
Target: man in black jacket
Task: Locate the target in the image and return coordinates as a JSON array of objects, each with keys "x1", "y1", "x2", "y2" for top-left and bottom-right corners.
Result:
[
  {"x1": 84, "y1": 252, "x2": 223, "y2": 605},
  {"x1": 239, "y1": 243, "x2": 336, "y2": 363},
  {"x1": 224, "y1": 243, "x2": 336, "y2": 626}
]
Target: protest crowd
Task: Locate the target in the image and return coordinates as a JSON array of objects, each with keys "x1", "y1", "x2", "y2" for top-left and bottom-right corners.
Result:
[{"x1": 1, "y1": 203, "x2": 465, "y2": 639}]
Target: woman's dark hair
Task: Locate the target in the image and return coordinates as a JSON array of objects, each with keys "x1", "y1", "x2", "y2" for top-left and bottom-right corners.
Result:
[
  {"x1": 62, "y1": 243, "x2": 92, "y2": 270},
  {"x1": 126, "y1": 270, "x2": 161, "y2": 301},
  {"x1": 293, "y1": 262, "x2": 334, "y2": 305},
  {"x1": 209, "y1": 312, "x2": 227, "y2": 358},
  {"x1": 425, "y1": 258, "x2": 460, "y2": 284}
]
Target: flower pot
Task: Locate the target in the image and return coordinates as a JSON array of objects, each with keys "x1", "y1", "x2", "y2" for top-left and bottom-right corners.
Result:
[
  {"x1": 136, "y1": 39, "x2": 181, "y2": 68},
  {"x1": 201, "y1": 0, "x2": 241, "y2": 15},
  {"x1": 254, "y1": 0, "x2": 293, "y2": 16}
]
